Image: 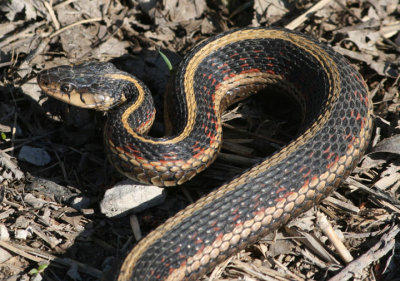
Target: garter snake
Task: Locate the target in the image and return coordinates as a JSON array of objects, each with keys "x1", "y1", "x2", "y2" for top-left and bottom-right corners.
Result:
[{"x1": 37, "y1": 27, "x2": 373, "y2": 281}]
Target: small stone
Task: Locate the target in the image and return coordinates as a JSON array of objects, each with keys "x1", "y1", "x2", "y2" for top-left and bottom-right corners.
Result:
[
  {"x1": 0, "y1": 247, "x2": 12, "y2": 263},
  {"x1": 15, "y1": 228, "x2": 31, "y2": 240},
  {"x1": 31, "y1": 274, "x2": 43, "y2": 281},
  {"x1": 100, "y1": 179, "x2": 166, "y2": 217},
  {"x1": 70, "y1": 196, "x2": 91, "y2": 210},
  {"x1": 0, "y1": 223, "x2": 10, "y2": 241},
  {"x1": 24, "y1": 193, "x2": 45, "y2": 209},
  {"x1": 28, "y1": 176, "x2": 76, "y2": 203},
  {"x1": 19, "y1": 146, "x2": 51, "y2": 166}
]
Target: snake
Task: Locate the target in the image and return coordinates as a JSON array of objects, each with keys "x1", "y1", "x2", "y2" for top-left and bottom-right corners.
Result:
[{"x1": 37, "y1": 27, "x2": 373, "y2": 281}]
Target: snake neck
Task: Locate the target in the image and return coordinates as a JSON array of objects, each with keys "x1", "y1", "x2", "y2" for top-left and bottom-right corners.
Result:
[
  {"x1": 104, "y1": 71, "x2": 221, "y2": 187},
  {"x1": 108, "y1": 80, "x2": 157, "y2": 136}
]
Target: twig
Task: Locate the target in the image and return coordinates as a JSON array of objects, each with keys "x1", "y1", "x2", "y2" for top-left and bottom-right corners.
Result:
[
  {"x1": 285, "y1": 0, "x2": 333, "y2": 30},
  {"x1": 44, "y1": 0, "x2": 60, "y2": 30},
  {"x1": 328, "y1": 225, "x2": 400, "y2": 281},
  {"x1": 129, "y1": 214, "x2": 142, "y2": 241},
  {"x1": 49, "y1": 18, "x2": 103, "y2": 39},
  {"x1": 317, "y1": 212, "x2": 353, "y2": 263}
]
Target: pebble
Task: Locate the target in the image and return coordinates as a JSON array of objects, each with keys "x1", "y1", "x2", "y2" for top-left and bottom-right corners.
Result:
[
  {"x1": 70, "y1": 196, "x2": 91, "y2": 210},
  {"x1": 0, "y1": 247, "x2": 12, "y2": 263},
  {"x1": 100, "y1": 179, "x2": 166, "y2": 217},
  {"x1": 0, "y1": 223, "x2": 10, "y2": 241},
  {"x1": 18, "y1": 146, "x2": 51, "y2": 166}
]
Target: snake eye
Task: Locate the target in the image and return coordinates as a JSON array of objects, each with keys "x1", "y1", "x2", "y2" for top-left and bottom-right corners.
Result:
[{"x1": 60, "y1": 83, "x2": 74, "y2": 93}]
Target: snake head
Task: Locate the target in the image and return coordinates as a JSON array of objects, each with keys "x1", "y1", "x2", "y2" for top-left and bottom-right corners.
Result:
[{"x1": 37, "y1": 61, "x2": 130, "y2": 111}]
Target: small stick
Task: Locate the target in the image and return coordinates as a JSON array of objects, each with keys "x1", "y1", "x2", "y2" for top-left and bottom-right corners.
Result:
[
  {"x1": 317, "y1": 212, "x2": 353, "y2": 263},
  {"x1": 328, "y1": 225, "x2": 399, "y2": 281},
  {"x1": 285, "y1": 0, "x2": 333, "y2": 30},
  {"x1": 50, "y1": 18, "x2": 103, "y2": 39},
  {"x1": 43, "y1": 0, "x2": 60, "y2": 30}
]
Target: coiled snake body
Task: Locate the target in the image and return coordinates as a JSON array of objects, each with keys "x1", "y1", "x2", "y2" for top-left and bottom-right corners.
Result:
[{"x1": 37, "y1": 27, "x2": 372, "y2": 281}]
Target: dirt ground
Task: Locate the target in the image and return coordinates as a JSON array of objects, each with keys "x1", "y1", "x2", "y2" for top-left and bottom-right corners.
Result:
[{"x1": 0, "y1": 0, "x2": 399, "y2": 280}]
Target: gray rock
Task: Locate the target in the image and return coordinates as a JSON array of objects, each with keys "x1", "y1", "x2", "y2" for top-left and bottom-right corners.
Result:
[
  {"x1": 0, "y1": 247, "x2": 12, "y2": 263},
  {"x1": 19, "y1": 146, "x2": 51, "y2": 166},
  {"x1": 100, "y1": 180, "x2": 166, "y2": 217}
]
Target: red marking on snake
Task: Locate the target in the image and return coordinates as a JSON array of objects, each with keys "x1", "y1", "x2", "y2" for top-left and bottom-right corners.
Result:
[
  {"x1": 195, "y1": 239, "x2": 203, "y2": 245},
  {"x1": 240, "y1": 68, "x2": 260, "y2": 74},
  {"x1": 363, "y1": 95, "x2": 369, "y2": 107},
  {"x1": 276, "y1": 187, "x2": 286, "y2": 194},
  {"x1": 301, "y1": 179, "x2": 310, "y2": 188},
  {"x1": 193, "y1": 148, "x2": 205, "y2": 159},
  {"x1": 326, "y1": 155, "x2": 339, "y2": 169},
  {"x1": 284, "y1": 191, "x2": 295, "y2": 198},
  {"x1": 222, "y1": 74, "x2": 235, "y2": 81},
  {"x1": 303, "y1": 169, "x2": 311, "y2": 178},
  {"x1": 168, "y1": 267, "x2": 175, "y2": 275},
  {"x1": 327, "y1": 152, "x2": 335, "y2": 160},
  {"x1": 361, "y1": 117, "x2": 366, "y2": 129},
  {"x1": 235, "y1": 222, "x2": 243, "y2": 228},
  {"x1": 124, "y1": 145, "x2": 140, "y2": 154},
  {"x1": 253, "y1": 208, "x2": 265, "y2": 217},
  {"x1": 196, "y1": 245, "x2": 205, "y2": 255},
  {"x1": 241, "y1": 63, "x2": 249, "y2": 67},
  {"x1": 193, "y1": 146, "x2": 201, "y2": 152}
]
